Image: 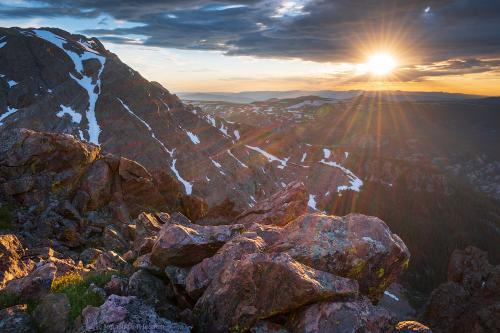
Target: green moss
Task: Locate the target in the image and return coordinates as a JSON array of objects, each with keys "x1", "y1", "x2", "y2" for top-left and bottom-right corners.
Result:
[
  {"x1": 402, "y1": 258, "x2": 410, "y2": 270},
  {"x1": 0, "y1": 203, "x2": 13, "y2": 230},
  {"x1": 347, "y1": 259, "x2": 365, "y2": 278},
  {"x1": 376, "y1": 268, "x2": 385, "y2": 278},
  {"x1": 51, "y1": 271, "x2": 116, "y2": 324}
]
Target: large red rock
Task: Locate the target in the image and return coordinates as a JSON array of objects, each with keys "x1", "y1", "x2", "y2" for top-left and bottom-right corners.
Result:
[
  {"x1": 185, "y1": 232, "x2": 266, "y2": 299},
  {"x1": 269, "y1": 213, "x2": 410, "y2": 301},
  {"x1": 150, "y1": 216, "x2": 244, "y2": 268},
  {"x1": 193, "y1": 252, "x2": 359, "y2": 333},
  {"x1": 235, "y1": 181, "x2": 307, "y2": 227},
  {"x1": 286, "y1": 297, "x2": 394, "y2": 333}
]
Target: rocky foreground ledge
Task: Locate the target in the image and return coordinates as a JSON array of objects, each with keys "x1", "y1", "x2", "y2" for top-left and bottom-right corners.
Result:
[{"x1": 0, "y1": 129, "x2": 432, "y2": 332}]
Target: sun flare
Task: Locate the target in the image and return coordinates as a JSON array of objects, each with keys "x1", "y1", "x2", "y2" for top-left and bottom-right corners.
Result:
[{"x1": 357, "y1": 52, "x2": 397, "y2": 76}]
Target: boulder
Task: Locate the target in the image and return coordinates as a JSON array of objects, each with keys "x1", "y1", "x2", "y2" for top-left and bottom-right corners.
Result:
[
  {"x1": 32, "y1": 293, "x2": 70, "y2": 333},
  {"x1": 128, "y1": 269, "x2": 174, "y2": 304},
  {"x1": 92, "y1": 251, "x2": 132, "y2": 274},
  {"x1": 77, "y1": 295, "x2": 191, "y2": 333},
  {"x1": 104, "y1": 276, "x2": 128, "y2": 296},
  {"x1": 118, "y1": 157, "x2": 166, "y2": 216},
  {"x1": 235, "y1": 181, "x2": 307, "y2": 227},
  {"x1": 394, "y1": 321, "x2": 433, "y2": 332},
  {"x1": 133, "y1": 253, "x2": 163, "y2": 275},
  {"x1": 0, "y1": 304, "x2": 37, "y2": 333},
  {"x1": 422, "y1": 246, "x2": 499, "y2": 333},
  {"x1": 270, "y1": 213, "x2": 410, "y2": 301},
  {"x1": 79, "y1": 159, "x2": 113, "y2": 210},
  {"x1": 135, "y1": 212, "x2": 163, "y2": 237},
  {"x1": 5, "y1": 262, "x2": 56, "y2": 300},
  {"x1": 286, "y1": 297, "x2": 394, "y2": 333},
  {"x1": 186, "y1": 232, "x2": 266, "y2": 299},
  {"x1": 194, "y1": 252, "x2": 359, "y2": 333},
  {"x1": 165, "y1": 266, "x2": 191, "y2": 288},
  {"x1": 79, "y1": 248, "x2": 103, "y2": 264},
  {"x1": 0, "y1": 234, "x2": 30, "y2": 287},
  {"x1": 165, "y1": 266, "x2": 194, "y2": 309},
  {"x1": 150, "y1": 218, "x2": 244, "y2": 268}
]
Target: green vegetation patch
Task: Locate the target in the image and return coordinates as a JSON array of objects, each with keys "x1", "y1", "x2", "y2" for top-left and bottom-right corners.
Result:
[{"x1": 51, "y1": 271, "x2": 116, "y2": 323}]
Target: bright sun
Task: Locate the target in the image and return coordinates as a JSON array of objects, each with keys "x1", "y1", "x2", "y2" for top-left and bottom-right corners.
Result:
[{"x1": 358, "y1": 52, "x2": 397, "y2": 76}]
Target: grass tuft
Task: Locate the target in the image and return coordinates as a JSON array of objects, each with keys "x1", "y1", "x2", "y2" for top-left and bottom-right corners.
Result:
[{"x1": 50, "y1": 271, "x2": 116, "y2": 324}]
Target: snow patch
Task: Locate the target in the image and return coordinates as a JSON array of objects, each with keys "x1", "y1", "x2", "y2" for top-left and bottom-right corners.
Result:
[
  {"x1": 227, "y1": 149, "x2": 248, "y2": 168},
  {"x1": 233, "y1": 130, "x2": 240, "y2": 140},
  {"x1": 117, "y1": 98, "x2": 174, "y2": 157},
  {"x1": 0, "y1": 36, "x2": 6, "y2": 48},
  {"x1": 384, "y1": 291, "x2": 400, "y2": 301},
  {"x1": 246, "y1": 145, "x2": 289, "y2": 169},
  {"x1": 7, "y1": 79, "x2": 18, "y2": 87},
  {"x1": 323, "y1": 148, "x2": 331, "y2": 159},
  {"x1": 210, "y1": 157, "x2": 226, "y2": 175},
  {"x1": 185, "y1": 130, "x2": 200, "y2": 144},
  {"x1": 301, "y1": 152, "x2": 307, "y2": 163},
  {"x1": 320, "y1": 159, "x2": 363, "y2": 192},
  {"x1": 56, "y1": 105, "x2": 82, "y2": 123},
  {"x1": 31, "y1": 29, "x2": 106, "y2": 144},
  {"x1": 308, "y1": 194, "x2": 318, "y2": 210},
  {"x1": 170, "y1": 159, "x2": 193, "y2": 195},
  {"x1": 0, "y1": 106, "x2": 19, "y2": 126}
]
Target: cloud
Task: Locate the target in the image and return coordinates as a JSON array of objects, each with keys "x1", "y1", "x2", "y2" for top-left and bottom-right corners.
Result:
[{"x1": 1, "y1": 0, "x2": 499, "y2": 69}]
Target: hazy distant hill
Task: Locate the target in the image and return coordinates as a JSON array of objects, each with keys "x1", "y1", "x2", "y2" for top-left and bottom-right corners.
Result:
[{"x1": 179, "y1": 90, "x2": 484, "y2": 103}]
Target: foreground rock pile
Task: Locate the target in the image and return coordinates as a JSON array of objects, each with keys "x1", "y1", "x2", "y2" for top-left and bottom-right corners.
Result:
[{"x1": 0, "y1": 129, "x2": 432, "y2": 332}]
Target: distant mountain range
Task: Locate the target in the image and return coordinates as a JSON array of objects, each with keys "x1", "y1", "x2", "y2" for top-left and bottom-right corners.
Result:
[{"x1": 179, "y1": 90, "x2": 486, "y2": 103}]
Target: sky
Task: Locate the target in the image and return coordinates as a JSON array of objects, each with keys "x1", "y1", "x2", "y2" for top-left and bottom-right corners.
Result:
[{"x1": 1, "y1": 0, "x2": 500, "y2": 95}]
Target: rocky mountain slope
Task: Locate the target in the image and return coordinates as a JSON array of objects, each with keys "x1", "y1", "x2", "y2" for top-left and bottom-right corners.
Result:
[
  {"x1": 0, "y1": 127, "x2": 432, "y2": 332},
  {"x1": 0, "y1": 26, "x2": 498, "y2": 296},
  {"x1": 191, "y1": 95, "x2": 500, "y2": 292},
  {"x1": 0, "y1": 26, "x2": 274, "y2": 211}
]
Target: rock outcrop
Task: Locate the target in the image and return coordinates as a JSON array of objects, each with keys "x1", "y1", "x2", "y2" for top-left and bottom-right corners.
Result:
[
  {"x1": 0, "y1": 128, "x2": 202, "y2": 254},
  {"x1": 234, "y1": 181, "x2": 307, "y2": 226},
  {"x1": 150, "y1": 216, "x2": 244, "y2": 268},
  {"x1": 194, "y1": 252, "x2": 359, "y2": 333},
  {"x1": 269, "y1": 213, "x2": 410, "y2": 301},
  {"x1": 422, "y1": 246, "x2": 499, "y2": 333},
  {"x1": 286, "y1": 297, "x2": 394, "y2": 333},
  {"x1": 185, "y1": 232, "x2": 266, "y2": 299},
  {"x1": 0, "y1": 127, "x2": 416, "y2": 333}
]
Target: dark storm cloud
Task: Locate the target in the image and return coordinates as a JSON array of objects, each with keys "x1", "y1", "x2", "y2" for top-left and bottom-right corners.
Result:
[{"x1": 1, "y1": 0, "x2": 500, "y2": 70}]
